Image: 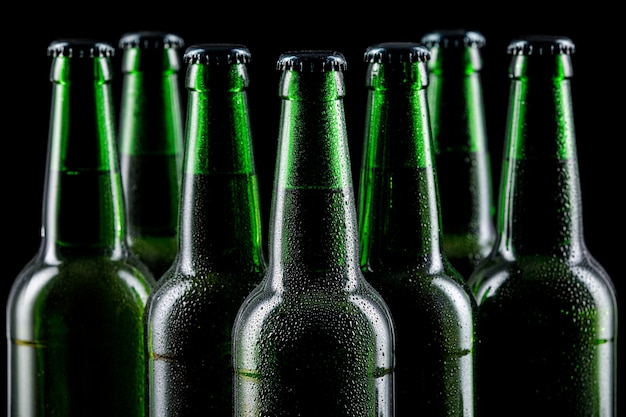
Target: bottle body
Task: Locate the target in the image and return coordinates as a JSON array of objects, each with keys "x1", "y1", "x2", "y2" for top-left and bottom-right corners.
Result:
[
  {"x1": 6, "y1": 40, "x2": 154, "y2": 416},
  {"x1": 8, "y1": 258, "x2": 153, "y2": 416},
  {"x1": 357, "y1": 42, "x2": 477, "y2": 416},
  {"x1": 421, "y1": 30, "x2": 495, "y2": 280},
  {"x1": 118, "y1": 31, "x2": 185, "y2": 279},
  {"x1": 468, "y1": 36, "x2": 617, "y2": 416},
  {"x1": 145, "y1": 44, "x2": 267, "y2": 416},
  {"x1": 232, "y1": 51, "x2": 395, "y2": 416}
]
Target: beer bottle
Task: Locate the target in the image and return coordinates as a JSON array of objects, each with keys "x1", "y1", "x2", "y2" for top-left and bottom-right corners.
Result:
[
  {"x1": 468, "y1": 36, "x2": 618, "y2": 416},
  {"x1": 420, "y1": 29, "x2": 495, "y2": 279},
  {"x1": 6, "y1": 39, "x2": 154, "y2": 416},
  {"x1": 144, "y1": 44, "x2": 267, "y2": 416},
  {"x1": 118, "y1": 31, "x2": 185, "y2": 279},
  {"x1": 232, "y1": 50, "x2": 396, "y2": 416},
  {"x1": 357, "y1": 42, "x2": 477, "y2": 416}
]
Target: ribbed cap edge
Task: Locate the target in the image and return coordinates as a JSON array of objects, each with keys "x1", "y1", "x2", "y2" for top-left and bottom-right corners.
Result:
[
  {"x1": 183, "y1": 44, "x2": 251, "y2": 64},
  {"x1": 119, "y1": 31, "x2": 185, "y2": 49},
  {"x1": 364, "y1": 42, "x2": 430, "y2": 63},
  {"x1": 507, "y1": 36, "x2": 575, "y2": 55},
  {"x1": 421, "y1": 29, "x2": 486, "y2": 48},
  {"x1": 277, "y1": 50, "x2": 347, "y2": 72},
  {"x1": 47, "y1": 40, "x2": 115, "y2": 58}
]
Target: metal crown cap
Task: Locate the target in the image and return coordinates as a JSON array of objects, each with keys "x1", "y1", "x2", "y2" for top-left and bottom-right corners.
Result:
[
  {"x1": 364, "y1": 42, "x2": 430, "y2": 64},
  {"x1": 277, "y1": 51, "x2": 347, "y2": 72},
  {"x1": 507, "y1": 36, "x2": 575, "y2": 56},
  {"x1": 421, "y1": 29, "x2": 486, "y2": 49},
  {"x1": 47, "y1": 39, "x2": 115, "y2": 58},
  {"x1": 119, "y1": 31, "x2": 185, "y2": 49},
  {"x1": 183, "y1": 44, "x2": 251, "y2": 65}
]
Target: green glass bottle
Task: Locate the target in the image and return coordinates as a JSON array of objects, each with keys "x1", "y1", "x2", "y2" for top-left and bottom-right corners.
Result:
[
  {"x1": 420, "y1": 29, "x2": 495, "y2": 280},
  {"x1": 6, "y1": 39, "x2": 154, "y2": 416},
  {"x1": 118, "y1": 31, "x2": 185, "y2": 279},
  {"x1": 357, "y1": 42, "x2": 477, "y2": 416},
  {"x1": 232, "y1": 50, "x2": 396, "y2": 416},
  {"x1": 468, "y1": 36, "x2": 617, "y2": 416},
  {"x1": 145, "y1": 44, "x2": 267, "y2": 416}
]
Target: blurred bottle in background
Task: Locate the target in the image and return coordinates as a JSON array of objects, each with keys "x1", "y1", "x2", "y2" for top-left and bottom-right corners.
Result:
[
  {"x1": 118, "y1": 31, "x2": 185, "y2": 279},
  {"x1": 421, "y1": 29, "x2": 495, "y2": 280}
]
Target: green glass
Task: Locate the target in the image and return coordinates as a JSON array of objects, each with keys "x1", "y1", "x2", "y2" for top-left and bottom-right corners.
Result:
[
  {"x1": 6, "y1": 39, "x2": 154, "y2": 416},
  {"x1": 421, "y1": 29, "x2": 495, "y2": 280},
  {"x1": 145, "y1": 44, "x2": 267, "y2": 416},
  {"x1": 232, "y1": 51, "x2": 395, "y2": 416},
  {"x1": 468, "y1": 36, "x2": 617, "y2": 416},
  {"x1": 357, "y1": 42, "x2": 477, "y2": 416},
  {"x1": 118, "y1": 31, "x2": 185, "y2": 279}
]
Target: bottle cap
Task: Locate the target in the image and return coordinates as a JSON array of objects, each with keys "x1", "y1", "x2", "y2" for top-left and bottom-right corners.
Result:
[
  {"x1": 183, "y1": 44, "x2": 251, "y2": 65},
  {"x1": 277, "y1": 51, "x2": 347, "y2": 72},
  {"x1": 363, "y1": 42, "x2": 430, "y2": 63},
  {"x1": 47, "y1": 39, "x2": 115, "y2": 58},
  {"x1": 508, "y1": 36, "x2": 575, "y2": 78},
  {"x1": 118, "y1": 31, "x2": 185, "y2": 50},
  {"x1": 421, "y1": 29, "x2": 486, "y2": 49},
  {"x1": 507, "y1": 36, "x2": 575, "y2": 56}
]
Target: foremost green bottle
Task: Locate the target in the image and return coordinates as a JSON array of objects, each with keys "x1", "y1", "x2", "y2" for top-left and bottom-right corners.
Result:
[
  {"x1": 421, "y1": 29, "x2": 495, "y2": 280},
  {"x1": 6, "y1": 39, "x2": 154, "y2": 416},
  {"x1": 118, "y1": 31, "x2": 185, "y2": 279},
  {"x1": 358, "y1": 42, "x2": 477, "y2": 416},
  {"x1": 145, "y1": 44, "x2": 267, "y2": 416},
  {"x1": 232, "y1": 50, "x2": 396, "y2": 416},
  {"x1": 468, "y1": 36, "x2": 617, "y2": 416}
]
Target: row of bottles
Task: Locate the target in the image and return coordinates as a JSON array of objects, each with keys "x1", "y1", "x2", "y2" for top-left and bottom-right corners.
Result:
[{"x1": 6, "y1": 31, "x2": 617, "y2": 417}]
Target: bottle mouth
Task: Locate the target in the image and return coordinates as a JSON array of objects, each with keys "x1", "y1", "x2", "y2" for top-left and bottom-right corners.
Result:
[
  {"x1": 507, "y1": 36, "x2": 575, "y2": 56},
  {"x1": 363, "y1": 42, "x2": 431, "y2": 64},
  {"x1": 277, "y1": 51, "x2": 347, "y2": 72},
  {"x1": 421, "y1": 30, "x2": 486, "y2": 49},
  {"x1": 47, "y1": 39, "x2": 115, "y2": 58},
  {"x1": 118, "y1": 31, "x2": 185, "y2": 50},
  {"x1": 184, "y1": 44, "x2": 251, "y2": 65}
]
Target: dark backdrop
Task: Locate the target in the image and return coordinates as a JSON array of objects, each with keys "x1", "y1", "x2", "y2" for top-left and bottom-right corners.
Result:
[{"x1": 3, "y1": 4, "x2": 621, "y2": 413}]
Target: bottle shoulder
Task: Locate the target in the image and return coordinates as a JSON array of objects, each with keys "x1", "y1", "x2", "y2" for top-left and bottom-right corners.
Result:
[
  {"x1": 145, "y1": 270, "x2": 264, "y2": 348},
  {"x1": 127, "y1": 235, "x2": 178, "y2": 275},
  {"x1": 7, "y1": 257, "x2": 153, "y2": 337},
  {"x1": 233, "y1": 274, "x2": 395, "y2": 333},
  {"x1": 232, "y1": 279, "x2": 395, "y2": 368},
  {"x1": 147, "y1": 268, "x2": 264, "y2": 312},
  {"x1": 362, "y1": 260, "x2": 466, "y2": 281},
  {"x1": 469, "y1": 253, "x2": 617, "y2": 306},
  {"x1": 8, "y1": 256, "x2": 153, "y2": 293},
  {"x1": 363, "y1": 267, "x2": 476, "y2": 307}
]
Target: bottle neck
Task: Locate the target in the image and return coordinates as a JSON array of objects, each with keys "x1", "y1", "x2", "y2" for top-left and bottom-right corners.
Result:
[
  {"x1": 119, "y1": 48, "x2": 184, "y2": 157},
  {"x1": 176, "y1": 63, "x2": 265, "y2": 273},
  {"x1": 118, "y1": 48, "x2": 184, "y2": 238},
  {"x1": 268, "y1": 70, "x2": 361, "y2": 290},
  {"x1": 426, "y1": 47, "x2": 495, "y2": 257},
  {"x1": 427, "y1": 48, "x2": 489, "y2": 158},
  {"x1": 358, "y1": 62, "x2": 445, "y2": 270},
  {"x1": 42, "y1": 57, "x2": 127, "y2": 260},
  {"x1": 496, "y1": 54, "x2": 585, "y2": 259}
]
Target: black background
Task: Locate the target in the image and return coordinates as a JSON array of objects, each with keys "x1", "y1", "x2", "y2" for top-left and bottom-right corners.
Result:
[{"x1": 3, "y1": 4, "x2": 622, "y2": 412}]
